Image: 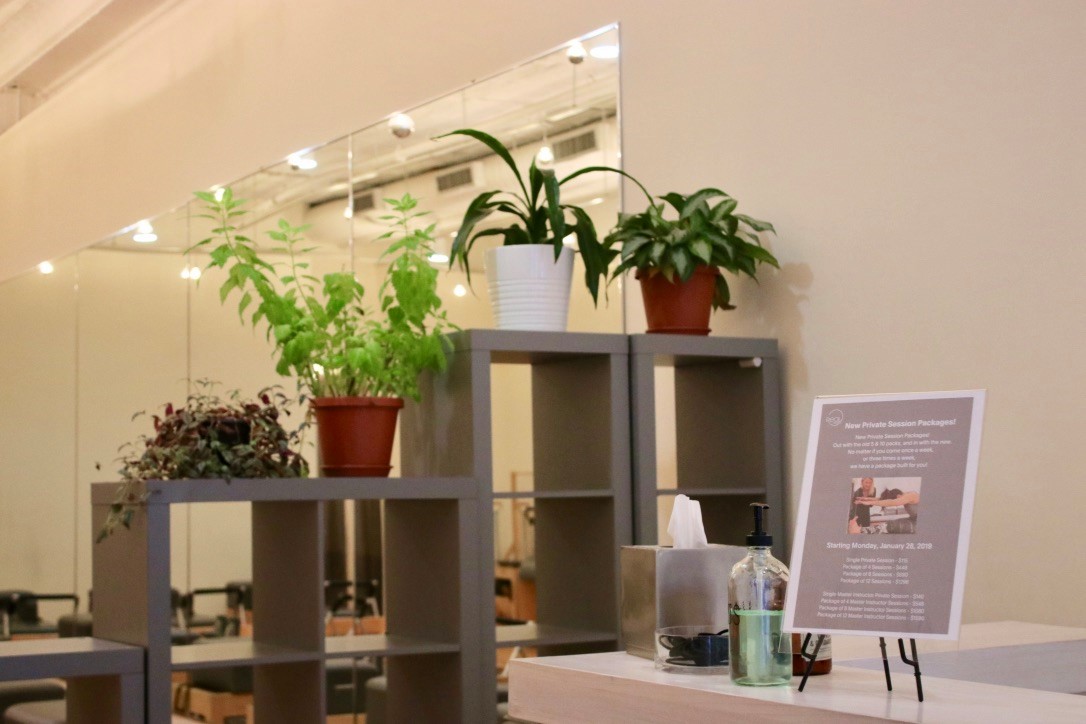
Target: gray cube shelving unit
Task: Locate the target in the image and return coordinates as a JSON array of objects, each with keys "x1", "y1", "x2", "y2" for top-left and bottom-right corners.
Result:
[
  {"x1": 91, "y1": 476, "x2": 482, "y2": 723},
  {"x1": 629, "y1": 334, "x2": 785, "y2": 549},
  {"x1": 403, "y1": 330, "x2": 633, "y2": 718},
  {"x1": 87, "y1": 330, "x2": 781, "y2": 722}
]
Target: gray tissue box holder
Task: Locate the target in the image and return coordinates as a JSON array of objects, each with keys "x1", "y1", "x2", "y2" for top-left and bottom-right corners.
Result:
[{"x1": 620, "y1": 544, "x2": 747, "y2": 659}]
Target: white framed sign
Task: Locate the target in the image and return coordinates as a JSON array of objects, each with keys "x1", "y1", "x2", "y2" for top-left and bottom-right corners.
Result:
[{"x1": 784, "y1": 390, "x2": 985, "y2": 640}]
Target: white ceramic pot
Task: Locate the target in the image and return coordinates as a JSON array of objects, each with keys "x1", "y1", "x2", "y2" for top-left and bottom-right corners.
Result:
[{"x1": 485, "y1": 245, "x2": 574, "y2": 331}]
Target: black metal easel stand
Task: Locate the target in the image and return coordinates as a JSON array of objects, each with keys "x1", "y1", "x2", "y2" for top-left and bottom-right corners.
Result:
[{"x1": 797, "y1": 633, "x2": 923, "y2": 702}]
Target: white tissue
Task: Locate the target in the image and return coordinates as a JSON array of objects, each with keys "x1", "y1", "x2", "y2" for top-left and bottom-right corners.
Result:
[{"x1": 667, "y1": 493, "x2": 709, "y2": 548}]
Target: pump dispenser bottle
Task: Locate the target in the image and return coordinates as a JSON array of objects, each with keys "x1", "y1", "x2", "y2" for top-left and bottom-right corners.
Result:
[{"x1": 728, "y1": 503, "x2": 791, "y2": 686}]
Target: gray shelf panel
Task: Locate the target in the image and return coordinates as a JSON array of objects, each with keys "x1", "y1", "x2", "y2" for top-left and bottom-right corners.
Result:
[
  {"x1": 630, "y1": 334, "x2": 778, "y2": 360},
  {"x1": 657, "y1": 487, "x2": 767, "y2": 497},
  {"x1": 324, "y1": 634, "x2": 459, "y2": 659},
  {"x1": 170, "y1": 641, "x2": 321, "y2": 670},
  {"x1": 0, "y1": 637, "x2": 143, "y2": 681},
  {"x1": 493, "y1": 490, "x2": 615, "y2": 500},
  {"x1": 450, "y1": 329, "x2": 627, "y2": 362},
  {"x1": 91, "y1": 476, "x2": 476, "y2": 505},
  {"x1": 495, "y1": 623, "x2": 617, "y2": 648}
]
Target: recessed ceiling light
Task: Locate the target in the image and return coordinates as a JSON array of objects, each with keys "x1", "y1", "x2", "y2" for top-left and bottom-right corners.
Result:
[
  {"x1": 181, "y1": 266, "x2": 201, "y2": 280},
  {"x1": 590, "y1": 45, "x2": 619, "y2": 59},
  {"x1": 536, "y1": 145, "x2": 555, "y2": 168},
  {"x1": 566, "y1": 42, "x2": 586, "y2": 64},
  {"x1": 38, "y1": 261, "x2": 54, "y2": 274},
  {"x1": 213, "y1": 187, "x2": 226, "y2": 202},
  {"x1": 388, "y1": 113, "x2": 415, "y2": 139},
  {"x1": 428, "y1": 252, "x2": 450, "y2": 264},
  {"x1": 453, "y1": 284, "x2": 467, "y2": 298},
  {"x1": 134, "y1": 220, "x2": 157, "y2": 243},
  {"x1": 288, "y1": 153, "x2": 318, "y2": 170},
  {"x1": 588, "y1": 197, "x2": 605, "y2": 206},
  {"x1": 562, "y1": 233, "x2": 577, "y2": 247},
  {"x1": 343, "y1": 206, "x2": 354, "y2": 219}
]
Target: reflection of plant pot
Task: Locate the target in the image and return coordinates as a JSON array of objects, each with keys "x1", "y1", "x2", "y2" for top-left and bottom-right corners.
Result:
[
  {"x1": 485, "y1": 245, "x2": 574, "y2": 331},
  {"x1": 637, "y1": 266, "x2": 719, "y2": 335},
  {"x1": 311, "y1": 397, "x2": 404, "y2": 477}
]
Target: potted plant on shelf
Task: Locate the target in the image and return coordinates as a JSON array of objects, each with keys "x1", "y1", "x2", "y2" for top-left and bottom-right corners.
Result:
[
  {"x1": 606, "y1": 187, "x2": 779, "y2": 334},
  {"x1": 191, "y1": 190, "x2": 454, "y2": 477},
  {"x1": 98, "y1": 382, "x2": 308, "y2": 540},
  {"x1": 436, "y1": 128, "x2": 633, "y2": 331}
]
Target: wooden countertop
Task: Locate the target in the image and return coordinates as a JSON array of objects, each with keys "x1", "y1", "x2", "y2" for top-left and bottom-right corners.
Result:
[{"x1": 508, "y1": 621, "x2": 1086, "y2": 723}]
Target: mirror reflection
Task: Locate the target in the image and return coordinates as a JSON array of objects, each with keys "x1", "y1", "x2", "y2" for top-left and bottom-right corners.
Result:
[{"x1": 0, "y1": 26, "x2": 620, "y2": 647}]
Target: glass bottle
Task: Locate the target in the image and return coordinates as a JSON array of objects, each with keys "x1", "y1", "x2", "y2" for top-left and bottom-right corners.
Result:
[{"x1": 728, "y1": 503, "x2": 791, "y2": 686}]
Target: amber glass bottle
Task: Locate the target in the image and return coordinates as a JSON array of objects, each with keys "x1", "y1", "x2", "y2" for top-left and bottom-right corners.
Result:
[{"x1": 791, "y1": 633, "x2": 833, "y2": 675}]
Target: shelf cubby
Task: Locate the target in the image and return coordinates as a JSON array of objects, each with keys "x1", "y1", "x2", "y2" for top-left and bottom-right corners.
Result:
[
  {"x1": 630, "y1": 334, "x2": 785, "y2": 548},
  {"x1": 0, "y1": 637, "x2": 144, "y2": 722},
  {"x1": 91, "y1": 479, "x2": 479, "y2": 722},
  {"x1": 403, "y1": 329, "x2": 633, "y2": 719}
]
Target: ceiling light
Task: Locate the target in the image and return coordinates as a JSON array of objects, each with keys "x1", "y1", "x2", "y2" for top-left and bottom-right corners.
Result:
[
  {"x1": 343, "y1": 206, "x2": 353, "y2": 219},
  {"x1": 428, "y1": 252, "x2": 450, "y2": 264},
  {"x1": 453, "y1": 284, "x2": 467, "y2": 298},
  {"x1": 590, "y1": 44, "x2": 620, "y2": 59},
  {"x1": 566, "y1": 42, "x2": 586, "y2": 64},
  {"x1": 38, "y1": 261, "x2": 54, "y2": 274},
  {"x1": 213, "y1": 187, "x2": 226, "y2": 202},
  {"x1": 288, "y1": 153, "x2": 318, "y2": 170},
  {"x1": 133, "y1": 220, "x2": 157, "y2": 243},
  {"x1": 562, "y1": 233, "x2": 577, "y2": 247},
  {"x1": 588, "y1": 197, "x2": 604, "y2": 206},
  {"x1": 388, "y1": 113, "x2": 415, "y2": 139},
  {"x1": 181, "y1": 266, "x2": 201, "y2": 280},
  {"x1": 536, "y1": 145, "x2": 555, "y2": 168}
]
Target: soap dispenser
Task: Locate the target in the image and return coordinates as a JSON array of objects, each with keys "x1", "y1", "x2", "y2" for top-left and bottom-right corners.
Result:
[{"x1": 728, "y1": 502, "x2": 791, "y2": 686}]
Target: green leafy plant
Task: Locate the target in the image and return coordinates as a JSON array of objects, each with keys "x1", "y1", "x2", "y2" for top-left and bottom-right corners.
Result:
[
  {"x1": 436, "y1": 128, "x2": 640, "y2": 303},
  {"x1": 190, "y1": 190, "x2": 454, "y2": 400},
  {"x1": 607, "y1": 187, "x2": 779, "y2": 309},
  {"x1": 98, "y1": 383, "x2": 308, "y2": 541}
]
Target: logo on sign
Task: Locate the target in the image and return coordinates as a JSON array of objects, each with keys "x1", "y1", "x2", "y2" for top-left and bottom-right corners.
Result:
[{"x1": 826, "y1": 409, "x2": 844, "y2": 427}]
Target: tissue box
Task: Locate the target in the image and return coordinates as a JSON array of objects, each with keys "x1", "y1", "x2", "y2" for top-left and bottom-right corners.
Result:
[{"x1": 621, "y1": 544, "x2": 747, "y2": 659}]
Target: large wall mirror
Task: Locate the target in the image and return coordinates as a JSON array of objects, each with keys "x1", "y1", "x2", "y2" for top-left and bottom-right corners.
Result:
[{"x1": 0, "y1": 25, "x2": 627, "y2": 638}]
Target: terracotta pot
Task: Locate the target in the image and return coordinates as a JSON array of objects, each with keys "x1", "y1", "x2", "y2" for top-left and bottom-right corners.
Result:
[
  {"x1": 637, "y1": 266, "x2": 719, "y2": 335},
  {"x1": 310, "y1": 396, "x2": 404, "y2": 477}
]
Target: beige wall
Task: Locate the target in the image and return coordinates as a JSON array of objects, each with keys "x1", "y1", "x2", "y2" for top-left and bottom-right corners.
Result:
[{"x1": 1, "y1": 0, "x2": 1083, "y2": 626}]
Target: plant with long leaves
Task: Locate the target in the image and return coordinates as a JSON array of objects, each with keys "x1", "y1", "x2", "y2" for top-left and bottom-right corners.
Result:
[
  {"x1": 436, "y1": 128, "x2": 646, "y2": 304},
  {"x1": 98, "y1": 382, "x2": 309, "y2": 541},
  {"x1": 190, "y1": 190, "x2": 454, "y2": 400},
  {"x1": 607, "y1": 187, "x2": 779, "y2": 309}
]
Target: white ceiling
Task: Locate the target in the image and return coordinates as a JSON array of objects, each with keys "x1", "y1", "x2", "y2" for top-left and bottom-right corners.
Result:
[{"x1": 0, "y1": 0, "x2": 176, "y2": 131}]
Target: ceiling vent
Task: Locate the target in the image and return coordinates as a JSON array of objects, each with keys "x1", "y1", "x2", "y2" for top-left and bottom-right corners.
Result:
[
  {"x1": 436, "y1": 166, "x2": 476, "y2": 193},
  {"x1": 553, "y1": 130, "x2": 598, "y2": 161},
  {"x1": 353, "y1": 192, "x2": 376, "y2": 213}
]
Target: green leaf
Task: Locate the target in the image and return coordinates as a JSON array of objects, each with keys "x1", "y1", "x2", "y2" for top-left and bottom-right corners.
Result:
[
  {"x1": 435, "y1": 129, "x2": 529, "y2": 202},
  {"x1": 671, "y1": 246, "x2": 694, "y2": 280},
  {"x1": 542, "y1": 170, "x2": 566, "y2": 243},
  {"x1": 735, "y1": 213, "x2": 776, "y2": 234},
  {"x1": 680, "y1": 188, "x2": 730, "y2": 219},
  {"x1": 690, "y1": 238, "x2": 713, "y2": 265}
]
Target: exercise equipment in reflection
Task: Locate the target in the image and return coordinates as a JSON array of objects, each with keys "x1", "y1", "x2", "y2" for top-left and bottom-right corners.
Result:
[{"x1": 0, "y1": 591, "x2": 78, "y2": 640}]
